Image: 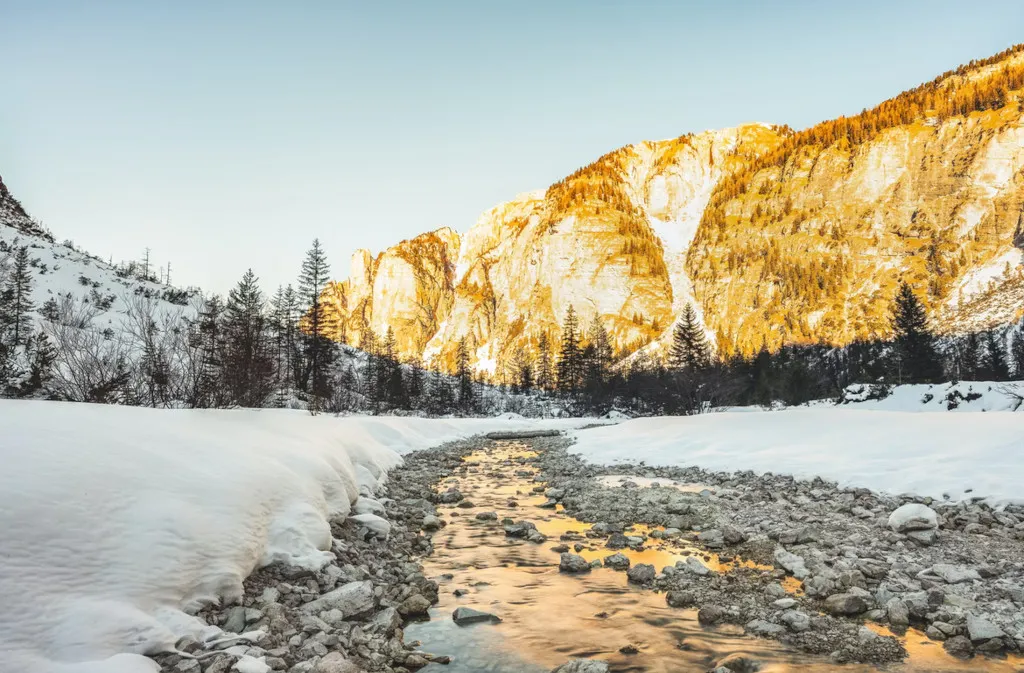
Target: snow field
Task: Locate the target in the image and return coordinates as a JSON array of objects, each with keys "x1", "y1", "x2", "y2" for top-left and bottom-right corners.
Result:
[{"x1": 570, "y1": 408, "x2": 1024, "y2": 505}]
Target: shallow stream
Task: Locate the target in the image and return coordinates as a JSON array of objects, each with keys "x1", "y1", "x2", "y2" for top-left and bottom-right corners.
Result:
[{"x1": 405, "y1": 441, "x2": 1022, "y2": 673}]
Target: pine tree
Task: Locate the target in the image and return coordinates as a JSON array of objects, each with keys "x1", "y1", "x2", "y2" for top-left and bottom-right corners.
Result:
[
  {"x1": 0, "y1": 245, "x2": 34, "y2": 349},
  {"x1": 223, "y1": 269, "x2": 275, "y2": 407},
  {"x1": 297, "y1": 239, "x2": 337, "y2": 411},
  {"x1": 669, "y1": 304, "x2": 711, "y2": 371},
  {"x1": 1011, "y1": 331, "x2": 1024, "y2": 379},
  {"x1": 428, "y1": 368, "x2": 454, "y2": 414},
  {"x1": 891, "y1": 282, "x2": 943, "y2": 384},
  {"x1": 511, "y1": 346, "x2": 533, "y2": 392},
  {"x1": 959, "y1": 332, "x2": 981, "y2": 380},
  {"x1": 196, "y1": 295, "x2": 228, "y2": 407},
  {"x1": 455, "y1": 337, "x2": 475, "y2": 411},
  {"x1": 536, "y1": 332, "x2": 553, "y2": 390},
  {"x1": 981, "y1": 330, "x2": 1010, "y2": 381},
  {"x1": 556, "y1": 305, "x2": 582, "y2": 393},
  {"x1": 587, "y1": 314, "x2": 613, "y2": 383},
  {"x1": 21, "y1": 331, "x2": 56, "y2": 396}
]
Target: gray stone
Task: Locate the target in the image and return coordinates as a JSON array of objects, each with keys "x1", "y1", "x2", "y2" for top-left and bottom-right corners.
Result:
[
  {"x1": 746, "y1": 619, "x2": 786, "y2": 637},
  {"x1": 698, "y1": 529, "x2": 724, "y2": 548},
  {"x1": 665, "y1": 590, "x2": 696, "y2": 608},
  {"x1": 886, "y1": 598, "x2": 909, "y2": 627},
  {"x1": 397, "y1": 594, "x2": 431, "y2": 617},
  {"x1": 421, "y1": 515, "x2": 442, "y2": 531},
  {"x1": 697, "y1": 605, "x2": 726, "y2": 625},
  {"x1": 559, "y1": 553, "x2": 591, "y2": 573},
  {"x1": 966, "y1": 614, "x2": 1004, "y2": 642},
  {"x1": 603, "y1": 553, "x2": 630, "y2": 570},
  {"x1": 943, "y1": 635, "x2": 974, "y2": 659},
  {"x1": 823, "y1": 593, "x2": 869, "y2": 616},
  {"x1": 315, "y1": 652, "x2": 365, "y2": 673},
  {"x1": 452, "y1": 606, "x2": 502, "y2": 625},
  {"x1": 301, "y1": 581, "x2": 374, "y2": 618},
  {"x1": 550, "y1": 660, "x2": 609, "y2": 673},
  {"x1": 780, "y1": 609, "x2": 811, "y2": 632},
  {"x1": 626, "y1": 563, "x2": 656, "y2": 584},
  {"x1": 773, "y1": 548, "x2": 809, "y2": 579}
]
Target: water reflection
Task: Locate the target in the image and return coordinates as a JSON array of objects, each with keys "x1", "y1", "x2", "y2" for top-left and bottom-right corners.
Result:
[{"x1": 406, "y1": 442, "x2": 1022, "y2": 673}]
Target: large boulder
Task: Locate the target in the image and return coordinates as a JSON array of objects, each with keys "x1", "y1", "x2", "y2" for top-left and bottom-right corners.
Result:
[
  {"x1": 452, "y1": 607, "x2": 502, "y2": 625},
  {"x1": 301, "y1": 581, "x2": 374, "y2": 618},
  {"x1": 966, "y1": 614, "x2": 1004, "y2": 642},
  {"x1": 559, "y1": 553, "x2": 591, "y2": 573},
  {"x1": 887, "y1": 503, "x2": 938, "y2": 533},
  {"x1": 626, "y1": 563, "x2": 656, "y2": 584},
  {"x1": 824, "y1": 593, "x2": 869, "y2": 616}
]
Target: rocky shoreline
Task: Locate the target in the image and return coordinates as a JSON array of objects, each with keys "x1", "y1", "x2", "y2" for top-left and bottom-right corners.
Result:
[
  {"x1": 152, "y1": 432, "x2": 1024, "y2": 673},
  {"x1": 536, "y1": 435, "x2": 1024, "y2": 665}
]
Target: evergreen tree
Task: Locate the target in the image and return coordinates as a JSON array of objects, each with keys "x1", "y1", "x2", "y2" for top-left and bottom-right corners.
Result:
[
  {"x1": 195, "y1": 295, "x2": 228, "y2": 407},
  {"x1": 297, "y1": 239, "x2": 337, "y2": 410},
  {"x1": 223, "y1": 269, "x2": 275, "y2": 407},
  {"x1": 959, "y1": 332, "x2": 981, "y2": 380},
  {"x1": 428, "y1": 368, "x2": 454, "y2": 414},
  {"x1": 0, "y1": 245, "x2": 34, "y2": 348},
  {"x1": 406, "y1": 356, "x2": 424, "y2": 404},
  {"x1": 536, "y1": 332, "x2": 553, "y2": 390},
  {"x1": 455, "y1": 337, "x2": 475, "y2": 411},
  {"x1": 669, "y1": 304, "x2": 711, "y2": 371},
  {"x1": 1011, "y1": 331, "x2": 1024, "y2": 379},
  {"x1": 511, "y1": 346, "x2": 533, "y2": 392},
  {"x1": 21, "y1": 331, "x2": 56, "y2": 397},
  {"x1": 556, "y1": 305, "x2": 582, "y2": 393},
  {"x1": 891, "y1": 282, "x2": 943, "y2": 384},
  {"x1": 587, "y1": 314, "x2": 613, "y2": 383},
  {"x1": 981, "y1": 330, "x2": 1010, "y2": 381}
]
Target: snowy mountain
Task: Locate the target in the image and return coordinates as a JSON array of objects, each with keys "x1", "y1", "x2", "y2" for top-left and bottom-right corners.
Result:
[
  {"x1": 0, "y1": 174, "x2": 200, "y2": 334},
  {"x1": 324, "y1": 45, "x2": 1024, "y2": 376}
]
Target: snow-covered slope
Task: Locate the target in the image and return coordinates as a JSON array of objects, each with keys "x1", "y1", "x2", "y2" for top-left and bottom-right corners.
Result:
[
  {"x1": 0, "y1": 185, "x2": 199, "y2": 335},
  {"x1": 835, "y1": 381, "x2": 1024, "y2": 412},
  {"x1": 0, "y1": 401, "x2": 583, "y2": 673},
  {"x1": 570, "y1": 407, "x2": 1024, "y2": 505}
]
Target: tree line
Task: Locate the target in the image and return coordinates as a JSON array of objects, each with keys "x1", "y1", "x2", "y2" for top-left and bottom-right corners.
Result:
[{"x1": 511, "y1": 281, "x2": 1024, "y2": 415}]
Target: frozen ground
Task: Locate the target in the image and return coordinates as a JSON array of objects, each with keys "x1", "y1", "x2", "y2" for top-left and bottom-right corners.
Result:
[
  {"x1": 571, "y1": 407, "x2": 1024, "y2": 504},
  {"x1": 0, "y1": 401, "x2": 584, "y2": 673}
]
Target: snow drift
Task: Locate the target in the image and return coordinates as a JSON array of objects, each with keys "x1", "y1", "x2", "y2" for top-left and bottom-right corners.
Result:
[
  {"x1": 570, "y1": 408, "x2": 1024, "y2": 504},
  {"x1": 0, "y1": 401, "x2": 567, "y2": 673}
]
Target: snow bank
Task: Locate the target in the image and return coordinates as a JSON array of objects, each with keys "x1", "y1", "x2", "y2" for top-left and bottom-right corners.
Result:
[
  {"x1": 570, "y1": 409, "x2": 1024, "y2": 504},
  {"x1": 833, "y1": 381, "x2": 1024, "y2": 412},
  {"x1": 0, "y1": 402, "x2": 578, "y2": 673}
]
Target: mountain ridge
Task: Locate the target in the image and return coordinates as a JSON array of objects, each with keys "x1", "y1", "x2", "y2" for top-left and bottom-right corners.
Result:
[{"x1": 328, "y1": 46, "x2": 1024, "y2": 376}]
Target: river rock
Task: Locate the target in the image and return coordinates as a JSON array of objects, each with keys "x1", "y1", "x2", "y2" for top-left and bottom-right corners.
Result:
[
  {"x1": 560, "y1": 553, "x2": 591, "y2": 573},
  {"x1": 886, "y1": 598, "x2": 909, "y2": 627},
  {"x1": 452, "y1": 607, "x2": 501, "y2": 625},
  {"x1": 680, "y1": 556, "x2": 711, "y2": 576},
  {"x1": 824, "y1": 593, "x2": 869, "y2": 616},
  {"x1": 301, "y1": 580, "x2": 374, "y2": 618},
  {"x1": 603, "y1": 553, "x2": 630, "y2": 570},
  {"x1": 504, "y1": 520, "x2": 538, "y2": 538},
  {"x1": 698, "y1": 529, "x2": 725, "y2": 548},
  {"x1": 722, "y1": 524, "x2": 747, "y2": 545},
  {"x1": 697, "y1": 605, "x2": 726, "y2": 625},
  {"x1": 475, "y1": 511, "x2": 498, "y2": 521},
  {"x1": 918, "y1": 564, "x2": 981, "y2": 585},
  {"x1": 780, "y1": 609, "x2": 811, "y2": 632},
  {"x1": 966, "y1": 614, "x2": 1004, "y2": 642},
  {"x1": 314, "y1": 652, "x2": 365, "y2": 673},
  {"x1": 773, "y1": 548, "x2": 809, "y2": 579},
  {"x1": 666, "y1": 590, "x2": 696, "y2": 608},
  {"x1": 422, "y1": 515, "x2": 442, "y2": 531},
  {"x1": 746, "y1": 619, "x2": 786, "y2": 637},
  {"x1": 437, "y1": 488, "x2": 464, "y2": 504},
  {"x1": 887, "y1": 503, "x2": 938, "y2": 533},
  {"x1": 397, "y1": 594, "x2": 431, "y2": 617},
  {"x1": 550, "y1": 660, "x2": 609, "y2": 673},
  {"x1": 606, "y1": 532, "x2": 630, "y2": 549},
  {"x1": 627, "y1": 563, "x2": 656, "y2": 584},
  {"x1": 943, "y1": 635, "x2": 974, "y2": 658}
]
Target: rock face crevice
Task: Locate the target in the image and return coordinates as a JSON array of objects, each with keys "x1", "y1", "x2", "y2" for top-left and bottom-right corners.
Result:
[{"x1": 326, "y1": 47, "x2": 1024, "y2": 374}]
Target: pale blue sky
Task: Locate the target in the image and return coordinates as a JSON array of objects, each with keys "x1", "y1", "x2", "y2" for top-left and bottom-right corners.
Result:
[{"x1": 2, "y1": 1, "x2": 1022, "y2": 293}]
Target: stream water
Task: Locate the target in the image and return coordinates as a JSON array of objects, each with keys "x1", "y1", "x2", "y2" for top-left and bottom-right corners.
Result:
[{"x1": 405, "y1": 441, "x2": 1023, "y2": 673}]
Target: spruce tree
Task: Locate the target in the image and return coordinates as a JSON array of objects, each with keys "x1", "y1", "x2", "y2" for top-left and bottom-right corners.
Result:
[
  {"x1": 960, "y1": 332, "x2": 981, "y2": 380},
  {"x1": 669, "y1": 304, "x2": 711, "y2": 371},
  {"x1": 981, "y1": 330, "x2": 1010, "y2": 381},
  {"x1": 223, "y1": 269, "x2": 274, "y2": 407},
  {"x1": 587, "y1": 314, "x2": 613, "y2": 383},
  {"x1": 0, "y1": 245, "x2": 34, "y2": 348},
  {"x1": 536, "y1": 332, "x2": 553, "y2": 390},
  {"x1": 556, "y1": 305, "x2": 582, "y2": 393},
  {"x1": 455, "y1": 337, "x2": 475, "y2": 411},
  {"x1": 891, "y1": 282, "x2": 943, "y2": 384},
  {"x1": 297, "y1": 239, "x2": 337, "y2": 410},
  {"x1": 1011, "y1": 331, "x2": 1024, "y2": 379}
]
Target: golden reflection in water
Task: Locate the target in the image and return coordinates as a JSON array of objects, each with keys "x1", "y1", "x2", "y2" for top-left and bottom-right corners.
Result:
[{"x1": 408, "y1": 441, "x2": 1023, "y2": 673}]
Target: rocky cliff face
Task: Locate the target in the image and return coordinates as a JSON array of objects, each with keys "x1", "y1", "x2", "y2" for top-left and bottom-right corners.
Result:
[
  {"x1": 0, "y1": 175, "x2": 52, "y2": 241},
  {"x1": 328, "y1": 45, "x2": 1024, "y2": 375}
]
